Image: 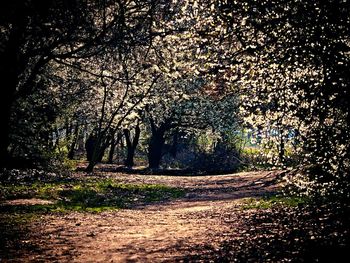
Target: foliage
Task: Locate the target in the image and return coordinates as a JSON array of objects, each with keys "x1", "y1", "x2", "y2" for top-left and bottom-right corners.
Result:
[
  {"x1": 228, "y1": 0, "x2": 350, "y2": 197},
  {"x1": 190, "y1": 139, "x2": 241, "y2": 173},
  {"x1": 1, "y1": 0, "x2": 349, "y2": 197}
]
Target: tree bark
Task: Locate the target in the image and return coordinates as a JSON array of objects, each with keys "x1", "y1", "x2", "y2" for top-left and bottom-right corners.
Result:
[
  {"x1": 85, "y1": 135, "x2": 94, "y2": 162},
  {"x1": 279, "y1": 133, "x2": 285, "y2": 165},
  {"x1": 107, "y1": 135, "x2": 117, "y2": 164},
  {"x1": 97, "y1": 142, "x2": 108, "y2": 162},
  {"x1": 148, "y1": 128, "x2": 166, "y2": 169},
  {"x1": 124, "y1": 124, "x2": 141, "y2": 168}
]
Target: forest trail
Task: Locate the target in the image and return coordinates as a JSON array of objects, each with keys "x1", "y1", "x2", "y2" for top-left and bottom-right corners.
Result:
[{"x1": 7, "y1": 170, "x2": 280, "y2": 262}]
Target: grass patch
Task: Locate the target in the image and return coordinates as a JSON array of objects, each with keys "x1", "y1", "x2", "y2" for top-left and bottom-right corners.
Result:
[
  {"x1": 241, "y1": 195, "x2": 310, "y2": 210},
  {"x1": 0, "y1": 179, "x2": 185, "y2": 214}
]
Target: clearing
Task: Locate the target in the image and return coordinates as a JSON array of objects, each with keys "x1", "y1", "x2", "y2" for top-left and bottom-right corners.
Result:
[{"x1": 1, "y1": 169, "x2": 280, "y2": 262}]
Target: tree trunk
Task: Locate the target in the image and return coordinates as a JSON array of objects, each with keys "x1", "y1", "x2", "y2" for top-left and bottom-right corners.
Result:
[
  {"x1": 85, "y1": 138, "x2": 101, "y2": 172},
  {"x1": 124, "y1": 125, "x2": 141, "y2": 168},
  {"x1": 148, "y1": 129, "x2": 166, "y2": 169},
  {"x1": 279, "y1": 133, "x2": 285, "y2": 165},
  {"x1": 107, "y1": 135, "x2": 117, "y2": 164},
  {"x1": 85, "y1": 132, "x2": 111, "y2": 171},
  {"x1": 97, "y1": 143, "x2": 107, "y2": 162},
  {"x1": 86, "y1": 143, "x2": 108, "y2": 172},
  {"x1": 85, "y1": 160, "x2": 96, "y2": 172},
  {"x1": 85, "y1": 133, "x2": 96, "y2": 162}
]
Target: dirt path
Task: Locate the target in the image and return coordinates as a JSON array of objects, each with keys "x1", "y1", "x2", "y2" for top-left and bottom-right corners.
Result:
[{"x1": 6, "y1": 171, "x2": 280, "y2": 262}]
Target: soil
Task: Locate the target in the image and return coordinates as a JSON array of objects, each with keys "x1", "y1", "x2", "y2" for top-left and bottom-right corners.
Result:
[{"x1": 1, "y1": 170, "x2": 280, "y2": 262}]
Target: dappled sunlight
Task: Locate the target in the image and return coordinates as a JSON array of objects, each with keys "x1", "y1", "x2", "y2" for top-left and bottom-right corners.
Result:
[
  {"x1": 1, "y1": 0, "x2": 349, "y2": 261},
  {"x1": 1, "y1": 169, "x2": 279, "y2": 261}
]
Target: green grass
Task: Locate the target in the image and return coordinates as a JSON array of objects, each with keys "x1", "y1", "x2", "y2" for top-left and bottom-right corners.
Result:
[
  {"x1": 241, "y1": 195, "x2": 310, "y2": 210},
  {"x1": 0, "y1": 179, "x2": 185, "y2": 213}
]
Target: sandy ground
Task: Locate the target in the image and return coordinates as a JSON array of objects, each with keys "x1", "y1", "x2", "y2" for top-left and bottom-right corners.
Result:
[{"x1": 2, "y1": 170, "x2": 280, "y2": 262}]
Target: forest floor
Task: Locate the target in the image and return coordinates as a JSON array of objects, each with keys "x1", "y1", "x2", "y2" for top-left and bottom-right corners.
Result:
[{"x1": 0, "y1": 166, "x2": 349, "y2": 262}]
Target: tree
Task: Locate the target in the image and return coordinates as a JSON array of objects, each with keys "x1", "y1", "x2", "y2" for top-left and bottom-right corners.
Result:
[
  {"x1": 0, "y1": 0, "x2": 171, "y2": 169},
  {"x1": 0, "y1": 0, "x2": 122, "y2": 167},
  {"x1": 219, "y1": 0, "x2": 350, "y2": 196},
  {"x1": 143, "y1": 73, "x2": 239, "y2": 169}
]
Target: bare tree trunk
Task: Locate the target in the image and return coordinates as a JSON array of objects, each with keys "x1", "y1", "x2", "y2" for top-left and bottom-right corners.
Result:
[
  {"x1": 124, "y1": 124, "x2": 141, "y2": 168},
  {"x1": 148, "y1": 119, "x2": 169, "y2": 169},
  {"x1": 279, "y1": 132, "x2": 285, "y2": 165},
  {"x1": 148, "y1": 132, "x2": 165, "y2": 169}
]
